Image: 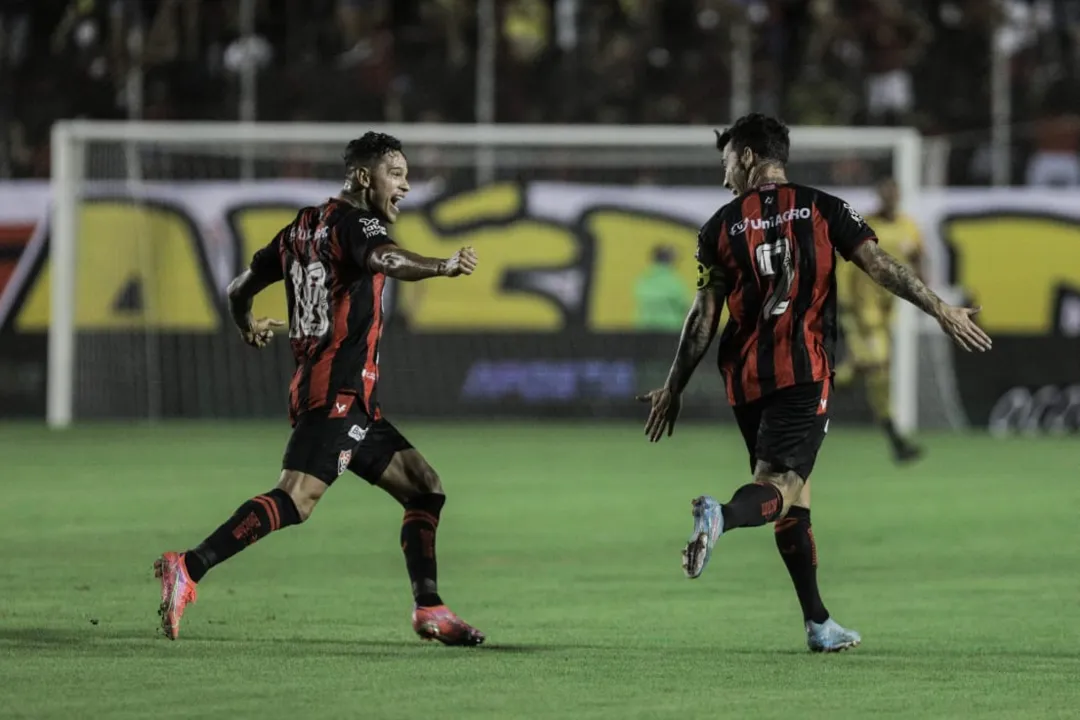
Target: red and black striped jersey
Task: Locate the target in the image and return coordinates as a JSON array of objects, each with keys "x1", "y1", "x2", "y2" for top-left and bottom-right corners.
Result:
[
  {"x1": 249, "y1": 199, "x2": 393, "y2": 423},
  {"x1": 695, "y1": 183, "x2": 877, "y2": 406}
]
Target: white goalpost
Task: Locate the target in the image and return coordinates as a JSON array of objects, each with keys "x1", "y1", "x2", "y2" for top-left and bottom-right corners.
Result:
[{"x1": 47, "y1": 121, "x2": 924, "y2": 430}]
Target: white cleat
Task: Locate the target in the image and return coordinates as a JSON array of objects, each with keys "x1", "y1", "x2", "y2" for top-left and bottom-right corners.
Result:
[
  {"x1": 681, "y1": 496, "x2": 724, "y2": 579},
  {"x1": 806, "y1": 618, "x2": 861, "y2": 653}
]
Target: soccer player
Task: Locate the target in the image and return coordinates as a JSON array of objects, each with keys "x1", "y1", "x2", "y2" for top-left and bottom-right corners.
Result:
[
  {"x1": 834, "y1": 176, "x2": 925, "y2": 463},
  {"x1": 637, "y1": 114, "x2": 991, "y2": 652},
  {"x1": 154, "y1": 132, "x2": 486, "y2": 646}
]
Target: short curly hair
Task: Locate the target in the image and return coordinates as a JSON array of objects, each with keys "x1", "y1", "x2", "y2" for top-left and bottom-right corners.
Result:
[
  {"x1": 343, "y1": 132, "x2": 405, "y2": 170},
  {"x1": 714, "y1": 113, "x2": 790, "y2": 165}
]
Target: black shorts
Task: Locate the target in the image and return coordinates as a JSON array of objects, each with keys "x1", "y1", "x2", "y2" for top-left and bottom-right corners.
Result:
[
  {"x1": 282, "y1": 394, "x2": 414, "y2": 485},
  {"x1": 732, "y1": 380, "x2": 831, "y2": 481}
]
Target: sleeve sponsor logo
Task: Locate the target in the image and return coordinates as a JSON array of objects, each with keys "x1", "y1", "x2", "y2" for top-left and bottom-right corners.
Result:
[
  {"x1": 844, "y1": 203, "x2": 865, "y2": 225},
  {"x1": 358, "y1": 217, "x2": 386, "y2": 239}
]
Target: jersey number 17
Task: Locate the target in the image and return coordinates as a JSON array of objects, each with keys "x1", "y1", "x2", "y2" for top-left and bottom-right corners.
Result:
[{"x1": 755, "y1": 238, "x2": 795, "y2": 318}]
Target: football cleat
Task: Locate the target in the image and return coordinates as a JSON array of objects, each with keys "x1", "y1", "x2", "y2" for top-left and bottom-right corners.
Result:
[
  {"x1": 893, "y1": 441, "x2": 924, "y2": 466},
  {"x1": 806, "y1": 618, "x2": 861, "y2": 653},
  {"x1": 154, "y1": 551, "x2": 197, "y2": 640},
  {"x1": 411, "y1": 605, "x2": 485, "y2": 647},
  {"x1": 682, "y1": 495, "x2": 724, "y2": 579}
]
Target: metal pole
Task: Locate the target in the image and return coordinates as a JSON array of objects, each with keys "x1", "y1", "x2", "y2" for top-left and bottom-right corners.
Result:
[
  {"x1": 990, "y1": 26, "x2": 1011, "y2": 186},
  {"x1": 0, "y1": 15, "x2": 11, "y2": 179},
  {"x1": 239, "y1": 0, "x2": 257, "y2": 181},
  {"x1": 124, "y1": 3, "x2": 145, "y2": 179},
  {"x1": 48, "y1": 125, "x2": 81, "y2": 428},
  {"x1": 475, "y1": 0, "x2": 496, "y2": 186},
  {"x1": 730, "y1": 12, "x2": 751, "y2": 120}
]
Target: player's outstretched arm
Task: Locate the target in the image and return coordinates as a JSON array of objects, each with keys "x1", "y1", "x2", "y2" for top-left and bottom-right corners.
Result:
[
  {"x1": 368, "y1": 244, "x2": 477, "y2": 281},
  {"x1": 227, "y1": 269, "x2": 286, "y2": 348},
  {"x1": 636, "y1": 282, "x2": 725, "y2": 442},
  {"x1": 849, "y1": 241, "x2": 992, "y2": 352}
]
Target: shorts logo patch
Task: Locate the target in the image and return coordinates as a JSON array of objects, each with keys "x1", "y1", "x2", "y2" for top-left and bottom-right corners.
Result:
[
  {"x1": 348, "y1": 424, "x2": 367, "y2": 442},
  {"x1": 329, "y1": 393, "x2": 355, "y2": 418},
  {"x1": 337, "y1": 449, "x2": 352, "y2": 476}
]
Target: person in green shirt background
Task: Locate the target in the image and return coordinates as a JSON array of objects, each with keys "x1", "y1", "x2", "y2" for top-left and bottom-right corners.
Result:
[{"x1": 633, "y1": 245, "x2": 692, "y2": 331}]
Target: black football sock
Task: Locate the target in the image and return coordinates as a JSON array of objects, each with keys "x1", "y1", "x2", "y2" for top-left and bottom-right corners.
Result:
[
  {"x1": 401, "y1": 493, "x2": 445, "y2": 607},
  {"x1": 774, "y1": 507, "x2": 829, "y2": 624},
  {"x1": 720, "y1": 481, "x2": 784, "y2": 529},
  {"x1": 183, "y1": 488, "x2": 301, "y2": 583}
]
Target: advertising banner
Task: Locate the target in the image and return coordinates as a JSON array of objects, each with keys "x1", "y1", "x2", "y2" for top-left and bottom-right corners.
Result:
[{"x1": 0, "y1": 181, "x2": 1075, "y2": 431}]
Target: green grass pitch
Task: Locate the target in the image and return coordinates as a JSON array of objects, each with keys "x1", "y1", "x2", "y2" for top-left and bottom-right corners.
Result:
[{"x1": 2, "y1": 421, "x2": 1079, "y2": 719}]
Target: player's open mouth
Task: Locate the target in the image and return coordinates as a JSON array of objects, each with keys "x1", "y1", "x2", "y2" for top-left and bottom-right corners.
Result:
[{"x1": 390, "y1": 196, "x2": 403, "y2": 210}]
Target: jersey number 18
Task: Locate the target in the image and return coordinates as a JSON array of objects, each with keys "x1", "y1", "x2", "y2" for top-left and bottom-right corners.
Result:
[{"x1": 289, "y1": 260, "x2": 331, "y2": 338}]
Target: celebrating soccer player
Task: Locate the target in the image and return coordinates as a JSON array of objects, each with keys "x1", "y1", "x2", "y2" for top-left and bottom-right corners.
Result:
[
  {"x1": 155, "y1": 132, "x2": 485, "y2": 646},
  {"x1": 638, "y1": 114, "x2": 991, "y2": 652},
  {"x1": 834, "y1": 176, "x2": 925, "y2": 463}
]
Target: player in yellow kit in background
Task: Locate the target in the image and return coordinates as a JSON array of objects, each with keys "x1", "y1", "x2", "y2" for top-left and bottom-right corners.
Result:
[{"x1": 835, "y1": 177, "x2": 924, "y2": 464}]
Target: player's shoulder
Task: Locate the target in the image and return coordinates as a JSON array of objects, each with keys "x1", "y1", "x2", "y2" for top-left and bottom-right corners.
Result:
[
  {"x1": 332, "y1": 203, "x2": 392, "y2": 242},
  {"x1": 805, "y1": 186, "x2": 868, "y2": 225},
  {"x1": 698, "y1": 197, "x2": 742, "y2": 238},
  {"x1": 789, "y1": 183, "x2": 845, "y2": 209}
]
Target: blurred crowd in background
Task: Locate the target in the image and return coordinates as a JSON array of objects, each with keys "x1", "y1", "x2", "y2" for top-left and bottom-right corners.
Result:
[{"x1": 2, "y1": 0, "x2": 1079, "y2": 185}]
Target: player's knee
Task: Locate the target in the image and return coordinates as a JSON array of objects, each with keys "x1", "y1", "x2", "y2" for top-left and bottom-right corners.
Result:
[
  {"x1": 289, "y1": 492, "x2": 320, "y2": 522},
  {"x1": 275, "y1": 471, "x2": 327, "y2": 522},
  {"x1": 753, "y1": 464, "x2": 805, "y2": 508}
]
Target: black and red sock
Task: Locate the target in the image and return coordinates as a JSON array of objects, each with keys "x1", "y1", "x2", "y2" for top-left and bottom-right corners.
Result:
[
  {"x1": 774, "y1": 506, "x2": 829, "y2": 624},
  {"x1": 401, "y1": 493, "x2": 445, "y2": 607},
  {"x1": 183, "y1": 488, "x2": 301, "y2": 582},
  {"x1": 720, "y1": 481, "x2": 783, "y2": 530}
]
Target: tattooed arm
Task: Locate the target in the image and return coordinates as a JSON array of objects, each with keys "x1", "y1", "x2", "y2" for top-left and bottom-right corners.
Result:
[
  {"x1": 850, "y1": 241, "x2": 992, "y2": 352},
  {"x1": 637, "y1": 281, "x2": 726, "y2": 442},
  {"x1": 367, "y1": 244, "x2": 477, "y2": 281},
  {"x1": 664, "y1": 283, "x2": 725, "y2": 394},
  {"x1": 850, "y1": 241, "x2": 942, "y2": 318}
]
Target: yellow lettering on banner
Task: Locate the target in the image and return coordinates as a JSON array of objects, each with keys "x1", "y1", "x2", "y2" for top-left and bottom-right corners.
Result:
[
  {"x1": 17, "y1": 202, "x2": 218, "y2": 331},
  {"x1": 232, "y1": 207, "x2": 295, "y2": 324},
  {"x1": 945, "y1": 214, "x2": 1080, "y2": 334},
  {"x1": 584, "y1": 210, "x2": 727, "y2": 329},
  {"x1": 395, "y1": 186, "x2": 578, "y2": 331},
  {"x1": 431, "y1": 183, "x2": 522, "y2": 227}
]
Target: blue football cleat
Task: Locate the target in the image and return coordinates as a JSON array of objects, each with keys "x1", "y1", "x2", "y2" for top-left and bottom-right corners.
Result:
[
  {"x1": 806, "y1": 618, "x2": 861, "y2": 653},
  {"x1": 682, "y1": 495, "x2": 724, "y2": 579}
]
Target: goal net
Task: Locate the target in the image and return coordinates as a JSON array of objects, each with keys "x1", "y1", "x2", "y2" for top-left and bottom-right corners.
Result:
[{"x1": 45, "y1": 122, "x2": 956, "y2": 431}]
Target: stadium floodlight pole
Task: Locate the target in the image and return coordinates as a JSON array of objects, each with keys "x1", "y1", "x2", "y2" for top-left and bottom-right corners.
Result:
[
  {"x1": 730, "y1": 13, "x2": 751, "y2": 119},
  {"x1": 474, "y1": 0, "x2": 497, "y2": 186},
  {"x1": 990, "y1": 25, "x2": 1012, "y2": 187},
  {"x1": 48, "y1": 122, "x2": 81, "y2": 429},
  {"x1": 239, "y1": 0, "x2": 257, "y2": 181}
]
